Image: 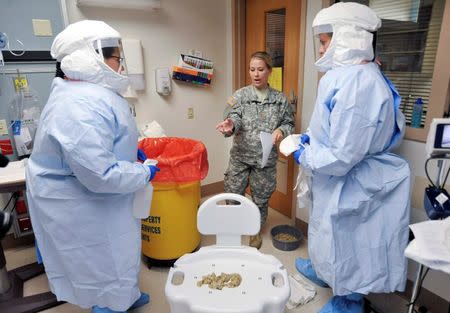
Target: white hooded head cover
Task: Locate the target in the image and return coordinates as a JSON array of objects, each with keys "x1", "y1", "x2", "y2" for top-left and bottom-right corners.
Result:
[
  {"x1": 51, "y1": 20, "x2": 130, "y2": 93},
  {"x1": 312, "y1": 2, "x2": 382, "y2": 72}
]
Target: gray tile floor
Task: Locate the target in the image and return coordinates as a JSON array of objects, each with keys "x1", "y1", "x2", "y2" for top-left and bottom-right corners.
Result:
[{"x1": 4, "y1": 206, "x2": 333, "y2": 313}]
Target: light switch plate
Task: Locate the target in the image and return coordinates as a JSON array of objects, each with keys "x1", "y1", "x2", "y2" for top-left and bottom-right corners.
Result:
[
  {"x1": 0, "y1": 119, "x2": 8, "y2": 136},
  {"x1": 187, "y1": 107, "x2": 194, "y2": 119},
  {"x1": 32, "y1": 19, "x2": 53, "y2": 36}
]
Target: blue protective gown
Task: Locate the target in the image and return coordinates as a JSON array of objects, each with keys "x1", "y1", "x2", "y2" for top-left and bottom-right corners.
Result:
[
  {"x1": 26, "y1": 78, "x2": 150, "y2": 310},
  {"x1": 300, "y1": 62, "x2": 411, "y2": 296}
]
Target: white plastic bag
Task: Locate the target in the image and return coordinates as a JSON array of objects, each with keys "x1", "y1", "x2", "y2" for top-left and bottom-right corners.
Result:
[
  {"x1": 9, "y1": 89, "x2": 42, "y2": 156},
  {"x1": 132, "y1": 159, "x2": 157, "y2": 219},
  {"x1": 133, "y1": 183, "x2": 153, "y2": 219},
  {"x1": 295, "y1": 166, "x2": 312, "y2": 209},
  {"x1": 279, "y1": 134, "x2": 301, "y2": 157}
]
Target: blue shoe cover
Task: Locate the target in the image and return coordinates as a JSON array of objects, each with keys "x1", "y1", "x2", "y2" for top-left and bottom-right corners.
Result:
[
  {"x1": 295, "y1": 258, "x2": 329, "y2": 288},
  {"x1": 91, "y1": 306, "x2": 124, "y2": 313},
  {"x1": 129, "y1": 292, "x2": 150, "y2": 310},
  {"x1": 318, "y1": 294, "x2": 364, "y2": 313},
  {"x1": 91, "y1": 292, "x2": 149, "y2": 312}
]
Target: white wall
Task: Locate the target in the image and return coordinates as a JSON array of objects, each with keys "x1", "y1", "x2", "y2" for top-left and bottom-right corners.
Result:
[
  {"x1": 297, "y1": 0, "x2": 449, "y2": 302},
  {"x1": 65, "y1": 0, "x2": 233, "y2": 185}
]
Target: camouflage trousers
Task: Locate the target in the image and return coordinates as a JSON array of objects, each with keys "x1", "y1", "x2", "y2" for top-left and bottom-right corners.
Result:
[{"x1": 224, "y1": 157, "x2": 276, "y2": 226}]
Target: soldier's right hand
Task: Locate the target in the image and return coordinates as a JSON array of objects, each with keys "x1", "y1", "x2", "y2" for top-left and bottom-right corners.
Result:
[{"x1": 216, "y1": 118, "x2": 234, "y2": 135}]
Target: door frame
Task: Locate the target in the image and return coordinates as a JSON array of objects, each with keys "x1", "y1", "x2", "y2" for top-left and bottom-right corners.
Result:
[
  {"x1": 232, "y1": 0, "x2": 308, "y2": 220},
  {"x1": 232, "y1": 0, "x2": 247, "y2": 91}
]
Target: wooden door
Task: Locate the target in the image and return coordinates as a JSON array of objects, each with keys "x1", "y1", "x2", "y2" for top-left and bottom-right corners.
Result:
[{"x1": 245, "y1": 0, "x2": 302, "y2": 217}]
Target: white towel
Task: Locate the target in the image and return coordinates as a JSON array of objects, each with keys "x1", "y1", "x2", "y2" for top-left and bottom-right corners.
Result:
[
  {"x1": 139, "y1": 121, "x2": 166, "y2": 140},
  {"x1": 286, "y1": 274, "x2": 317, "y2": 309},
  {"x1": 405, "y1": 217, "x2": 450, "y2": 274},
  {"x1": 280, "y1": 134, "x2": 301, "y2": 157}
]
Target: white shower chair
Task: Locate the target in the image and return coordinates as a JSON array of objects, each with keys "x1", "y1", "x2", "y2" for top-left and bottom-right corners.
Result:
[{"x1": 165, "y1": 193, "x2": 290, "y2": 313}]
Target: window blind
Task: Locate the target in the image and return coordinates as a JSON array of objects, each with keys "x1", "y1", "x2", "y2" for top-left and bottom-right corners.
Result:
[
  {"x1": 266, "y1": 10, "x2": 286, "y2": 68},
  {"x1": 339, "y1": 0, "x2": 445, "y2": 128},
  {"x1": 378, "y1": 0, "x2": 444, "y2": 127}
]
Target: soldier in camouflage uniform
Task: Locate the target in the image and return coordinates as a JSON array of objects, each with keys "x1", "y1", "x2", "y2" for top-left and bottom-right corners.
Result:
[{"x1": 216, "y1": 51, "x2": 294, "y2": 249}]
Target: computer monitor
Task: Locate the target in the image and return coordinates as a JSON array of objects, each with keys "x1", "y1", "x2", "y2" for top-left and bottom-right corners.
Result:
[
  {"x1": 437, "y1": 124, "x2": 450, "y2": 148},
  {"x1": 426, "y1": 118, "x2": 450, "y2": 156}
]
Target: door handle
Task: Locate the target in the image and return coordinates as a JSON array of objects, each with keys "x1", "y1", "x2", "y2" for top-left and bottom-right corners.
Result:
[{"x1": 289, "y1": 90, "x2": 297, "y2": 113}]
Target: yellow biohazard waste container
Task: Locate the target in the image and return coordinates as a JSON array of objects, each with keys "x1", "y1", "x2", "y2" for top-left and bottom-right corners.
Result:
[
  {"x1": 138, "y1": 137, "x2": 209, "y2": 264},
  {"x1": 141, "y1": 181, "x2": 201, "y2": 261}
]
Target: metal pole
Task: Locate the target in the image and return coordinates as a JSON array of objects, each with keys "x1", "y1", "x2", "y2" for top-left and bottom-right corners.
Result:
[{"x1": 408, "y1": 264, "x2": 425, "y2": 313}]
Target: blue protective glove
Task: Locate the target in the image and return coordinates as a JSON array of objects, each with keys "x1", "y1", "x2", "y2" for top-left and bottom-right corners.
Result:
[
  {"x1": 148, "y1": 165, "x2": 160, "y2": 181},
  {"x1": 300, "y1": 134, "x2": 310, "y2": 145},
  {"x1": 293, "y1": 146, "x2": 305, "y2": 164},
  {"x1": 137, "y1": 148, "x2": 147, "y2": 162},
  {"x1": 293, "y1": 134, "x2": 310, "y2": 164}
]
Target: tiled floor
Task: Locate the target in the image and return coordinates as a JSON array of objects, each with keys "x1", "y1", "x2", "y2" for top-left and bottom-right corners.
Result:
[{"x1": 4, "y1": 205, "x2": 333, "y2": 313}]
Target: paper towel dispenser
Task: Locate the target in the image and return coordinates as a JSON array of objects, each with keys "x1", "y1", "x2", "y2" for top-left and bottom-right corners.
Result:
[{"x1": 122, "y1": 39, "x2": 145, "y2": 91}]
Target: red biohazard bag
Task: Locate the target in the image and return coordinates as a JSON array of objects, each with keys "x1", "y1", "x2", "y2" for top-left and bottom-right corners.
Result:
[{"x1": 138, "y1": 137, "x2": 209, "y2": 183}]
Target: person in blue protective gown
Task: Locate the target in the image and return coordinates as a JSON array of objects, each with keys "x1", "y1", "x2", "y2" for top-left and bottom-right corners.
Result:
[
  {"x1": 293, "y1": 3, "x2": 411, "y2": 312},
  {"x1": 25, "y1": 20, "x2": 158, "y2": 313}
]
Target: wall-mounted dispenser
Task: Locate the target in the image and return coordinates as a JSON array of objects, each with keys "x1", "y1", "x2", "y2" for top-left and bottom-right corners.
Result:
[{"x1": 155, "y1": 67, "x2": 171, "y2": 96}]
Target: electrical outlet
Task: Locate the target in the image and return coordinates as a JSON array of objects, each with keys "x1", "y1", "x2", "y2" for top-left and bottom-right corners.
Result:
[{"x1": 187, "y1": 107, "x2": 194, "y2": 119}]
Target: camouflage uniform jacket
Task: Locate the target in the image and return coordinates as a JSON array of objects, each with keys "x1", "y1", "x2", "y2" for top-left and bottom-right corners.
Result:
[{"x1": 226, "y1": 85, "x2": 294, "y2": 166}]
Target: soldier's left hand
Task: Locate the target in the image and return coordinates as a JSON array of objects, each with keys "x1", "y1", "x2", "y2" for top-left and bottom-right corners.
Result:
[{"x1": 272, "y1": 129, "x2": 283, "y2": 144}]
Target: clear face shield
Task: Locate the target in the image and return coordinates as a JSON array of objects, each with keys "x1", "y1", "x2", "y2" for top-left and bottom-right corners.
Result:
[
  {"x1": 312, "y1": 24, "x2": 333, "y2": 62},
  {"x1": 93, "y1": 38, "x2": 128, "y2": 76}
]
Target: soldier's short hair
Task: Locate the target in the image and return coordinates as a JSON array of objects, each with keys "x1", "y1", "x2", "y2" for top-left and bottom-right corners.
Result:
[{"x1": 250, "y1": 51, "x2": 273, "y2": 70}]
